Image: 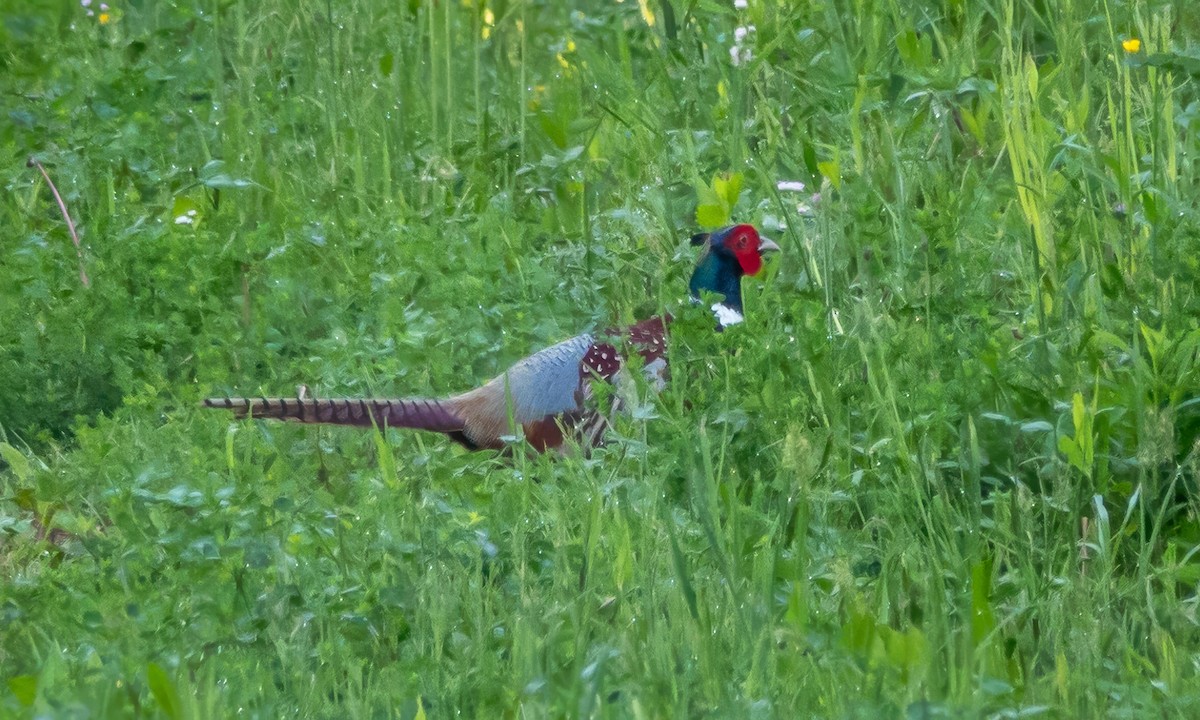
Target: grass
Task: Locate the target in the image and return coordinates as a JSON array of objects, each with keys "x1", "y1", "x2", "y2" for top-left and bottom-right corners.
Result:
[{"x1": 2, "y1": 0, "x2": 1200, "y2": 716}]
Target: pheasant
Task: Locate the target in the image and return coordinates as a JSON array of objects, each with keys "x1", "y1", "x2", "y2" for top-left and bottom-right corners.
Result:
[{"x1": 203, "y1": 224, "x2": 778, "y2": 451}]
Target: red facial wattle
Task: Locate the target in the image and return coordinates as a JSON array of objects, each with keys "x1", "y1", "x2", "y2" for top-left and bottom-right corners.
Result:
[{"x1": 728, "y1": 224, "x2": 764, "y2": 276}]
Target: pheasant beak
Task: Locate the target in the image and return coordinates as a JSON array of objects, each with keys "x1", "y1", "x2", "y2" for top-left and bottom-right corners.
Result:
[{"x1": 757, "y1": 237, "x2": 781, "y2": 255}]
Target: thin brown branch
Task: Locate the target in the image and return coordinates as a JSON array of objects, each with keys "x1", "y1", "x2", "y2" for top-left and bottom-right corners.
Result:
[{"x1": 27, "y1": 155, "x2": 90, "y2": 288}]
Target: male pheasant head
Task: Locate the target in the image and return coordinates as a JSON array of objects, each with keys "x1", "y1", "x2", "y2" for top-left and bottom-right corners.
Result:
[{"x1": 688, "y1": 224, "x2": 779, "y2": 325}]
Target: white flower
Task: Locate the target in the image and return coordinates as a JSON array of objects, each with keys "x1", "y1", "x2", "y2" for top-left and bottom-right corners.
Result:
[
  {"x1": 730, "y1": 45, "x2": 751, "y2": 66},
  {"x1": 730, "y1": 25, "x2": 755, "y2": 66},
  {"x1": 776, "y1": 181, "x2": 806, "y2": 192}
]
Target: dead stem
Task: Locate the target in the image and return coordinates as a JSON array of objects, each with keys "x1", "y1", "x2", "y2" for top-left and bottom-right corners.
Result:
[{"x1": 28, "y1": 155, "x2": 90, "y2": 288}]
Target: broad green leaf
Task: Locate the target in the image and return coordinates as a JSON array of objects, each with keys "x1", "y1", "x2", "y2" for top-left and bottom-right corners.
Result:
[
  {"x1": 0, "y1": 443, "x2": 31, "y2": 482},
  {"x1": 1024, "y1": 55, "x2": 1039, "y2": 99},
  {"x1": 1140, "y1": 321, "x2": 1166, "y2": 365},
  {"x1": 1055, "y1": 652, "x2": 1070, "y2": 700},
  {"x1": 1058, "y1": 436, "x2": 1083, "y2": 472},
  {"x1": 147, "y1": 662, "x2": 181, "y2": 720},
  {"x1": 8, "y1": 675, "x2": 36, "y2": 706},
  {"x1": 1071, "y1": 392, "x2": 1085, "y2": 439},
  {"x1": 841, "y1": 605, "x2": 878, "y2": 657},
  {"x1": 970, "y1": 560, "x2": 996, "y2": 644},
  {"x1": 712, "y1": 171, "x2": 742, "y2": 210},
  {"x1": 817, "y1": 160, "x2": 840, "y2": 189},
  {"x1": 696, "y1": 203, "x2": 728, "y2": 228},
  {"x1": 883, "y1": 625, "x2": 928, "y2": 682},
  {"x1": 171, "y1": 196, "x2": 202, "y2": 228},
  {"x1": 896, "y1": 29, "x2": 921, "y2": 66},
  {"x1": 1068, "y1": 392, "x2": 1093, "y2": 472}
]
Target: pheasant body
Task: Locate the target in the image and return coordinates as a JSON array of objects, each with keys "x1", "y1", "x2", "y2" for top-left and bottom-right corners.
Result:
[{"x1": 204, "y1": 225, "x2": 776, "y2": 452}]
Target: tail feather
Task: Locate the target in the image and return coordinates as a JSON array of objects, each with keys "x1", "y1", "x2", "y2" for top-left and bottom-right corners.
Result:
[{"x1": 202, "y1": 396, "x2": 466, "y2": 435}]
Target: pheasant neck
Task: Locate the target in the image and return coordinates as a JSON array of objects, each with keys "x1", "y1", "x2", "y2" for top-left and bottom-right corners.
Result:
[{"x1": 688, "y1": 253, "x2": 744, "y2": 327}]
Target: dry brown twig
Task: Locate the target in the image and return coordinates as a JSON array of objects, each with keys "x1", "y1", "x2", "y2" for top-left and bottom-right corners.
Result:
[{"x1": 27, "y1": 155, "x2": 90, "y2": 288}]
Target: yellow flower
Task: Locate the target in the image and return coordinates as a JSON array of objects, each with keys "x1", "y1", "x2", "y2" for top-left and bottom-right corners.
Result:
[
  {"x1": 481, "y1": 6, "x2": 494, "y2": 39},
  {"x1": 99, "y1": 12, "x2": 110, "y2": 23},
  {"x1": 556, "y1": 37, "x2": 576, "y2": 71},
  {"x1": 637, "y1": 0, "x2": 655, "y2": 26},
  {"x1": 1122, "y1": 38, "x2": 1141, "y2": 53}
]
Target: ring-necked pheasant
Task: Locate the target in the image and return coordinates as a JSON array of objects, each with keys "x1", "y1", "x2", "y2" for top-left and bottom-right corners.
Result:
[{"x1": 203, "y1": 224, "x2": 778, "y2": 451}]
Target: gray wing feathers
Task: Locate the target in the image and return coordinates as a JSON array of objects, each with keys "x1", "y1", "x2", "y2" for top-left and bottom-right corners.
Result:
[
  {"x1": 501, "y1": 333, "x2": 594, "y2": 421},
  {"x1": 447, "y1": 333, "x2": 594, "y2": 434}
]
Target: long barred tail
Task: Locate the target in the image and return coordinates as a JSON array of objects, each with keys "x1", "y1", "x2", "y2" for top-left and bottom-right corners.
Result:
[{"x1": 201, "y1": 396, "x2": 466, "y2": 435}]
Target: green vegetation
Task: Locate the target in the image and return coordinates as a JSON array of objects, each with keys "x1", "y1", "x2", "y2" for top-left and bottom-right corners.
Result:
[{"x1": 3, "y1": 0, "x2": 1200, "y2": 715}]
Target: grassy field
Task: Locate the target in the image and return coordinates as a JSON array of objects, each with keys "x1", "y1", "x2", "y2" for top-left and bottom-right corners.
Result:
[{"x1": 3, "y1": 0, "x2": 1200, "y2": 716}]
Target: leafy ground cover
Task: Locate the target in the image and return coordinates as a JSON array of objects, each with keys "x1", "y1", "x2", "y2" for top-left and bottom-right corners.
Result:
[{"x1": 3, "y1": 0, "x2": 1200, "y2": 716}]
